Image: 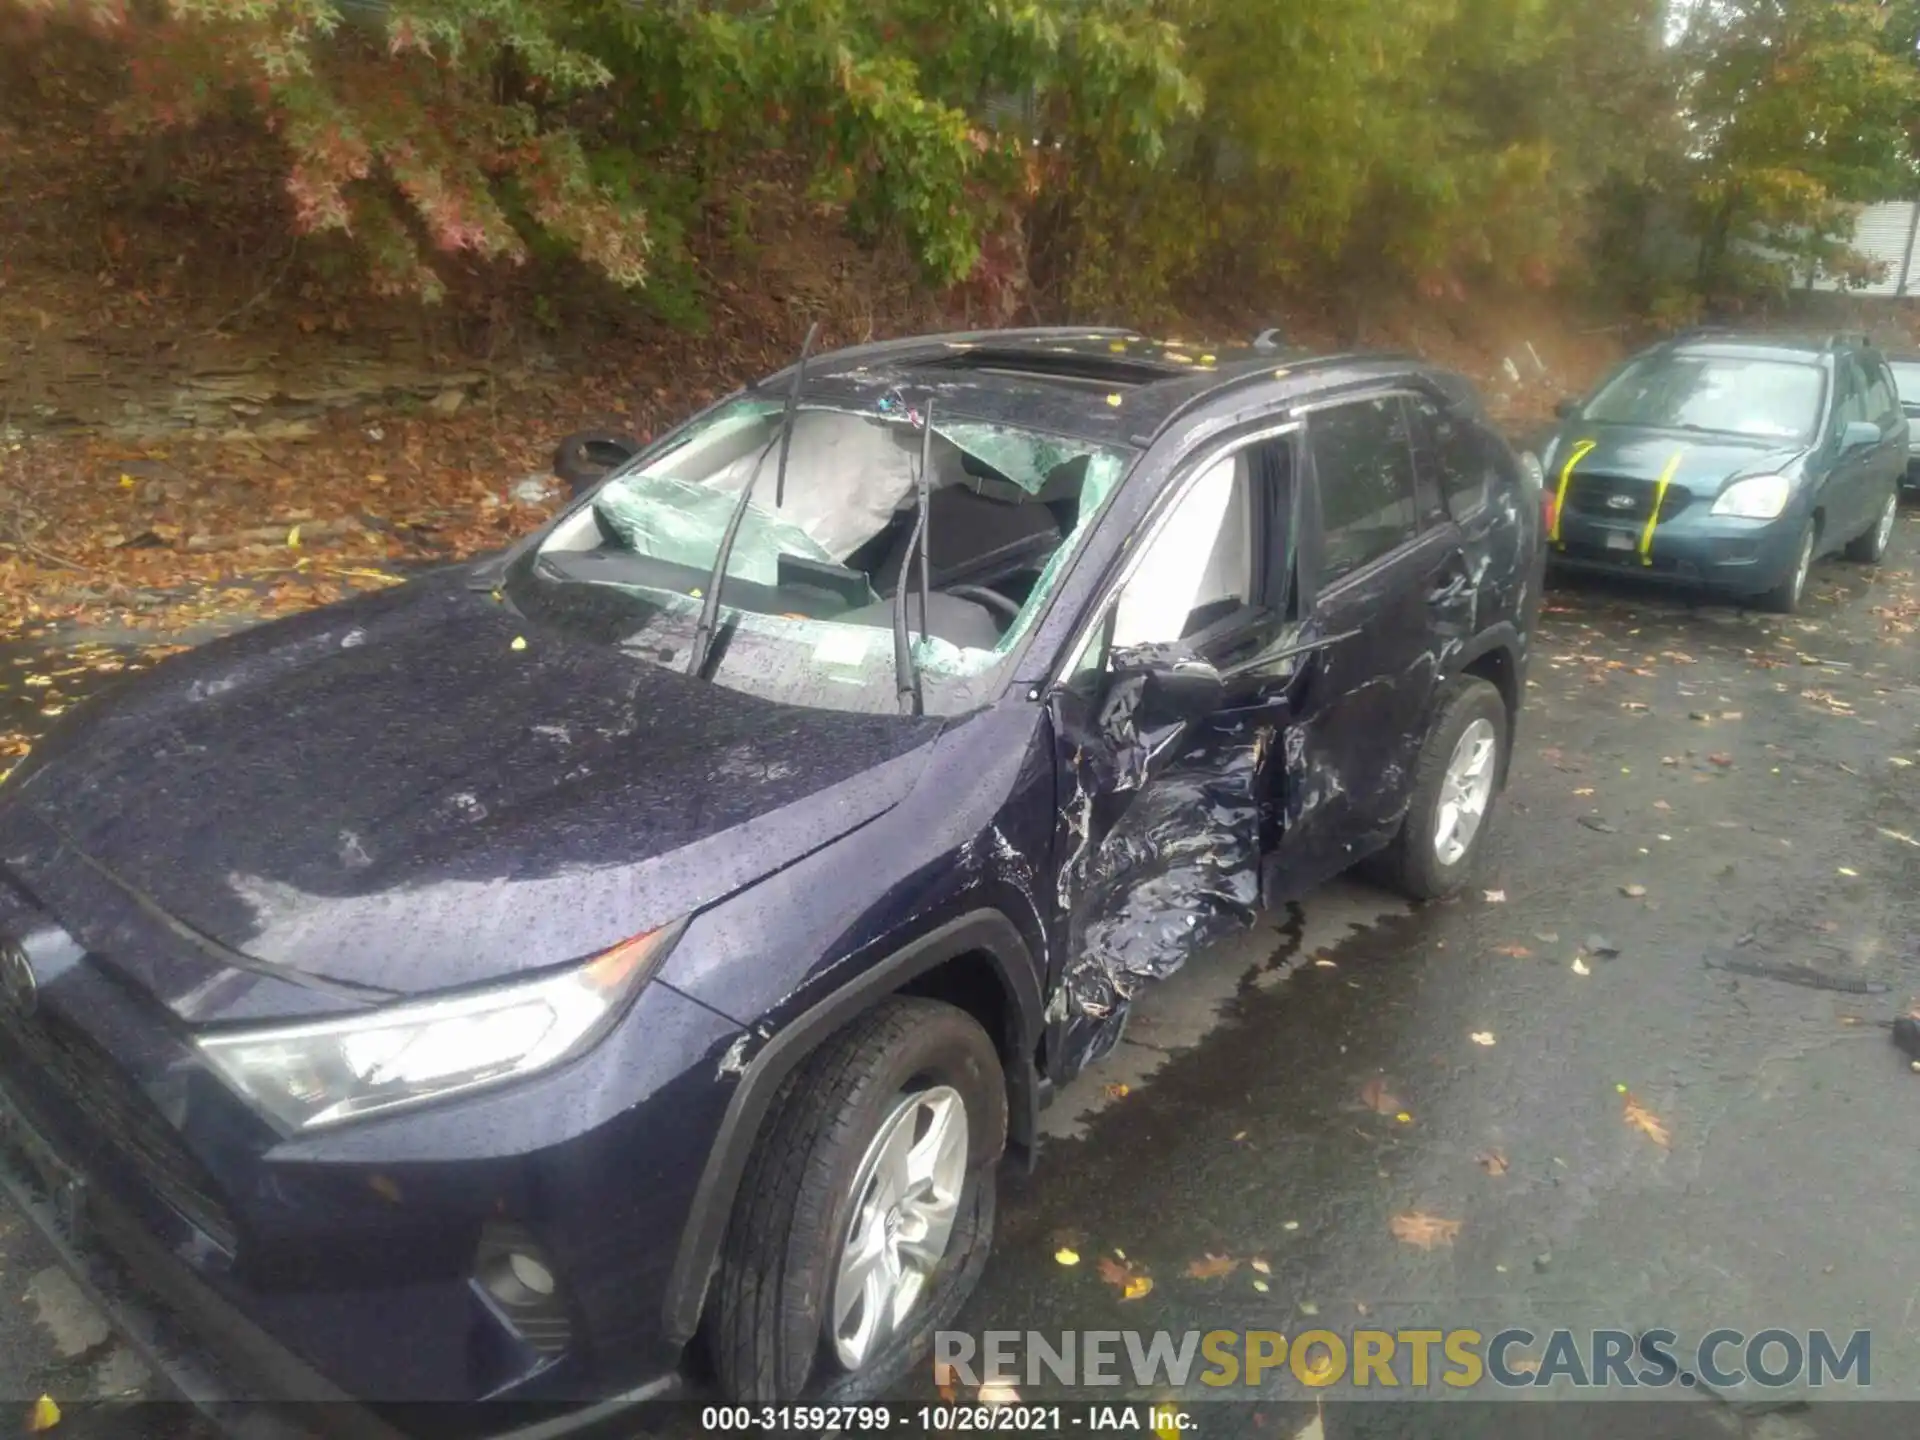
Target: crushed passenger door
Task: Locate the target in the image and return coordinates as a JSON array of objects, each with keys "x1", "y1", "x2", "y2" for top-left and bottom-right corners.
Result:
[{"x1": 1042, "y1": 435, "x2": 1299, "y2": 1078}]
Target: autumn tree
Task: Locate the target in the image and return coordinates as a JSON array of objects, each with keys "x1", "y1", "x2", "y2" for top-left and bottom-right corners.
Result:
[{"x1": 1674, "y1": 0, "x2": 1920, "y2": 294}]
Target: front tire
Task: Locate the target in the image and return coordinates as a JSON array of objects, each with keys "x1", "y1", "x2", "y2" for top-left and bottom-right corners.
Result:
[
  {"x1": 1757, "y1": 519, "x2": 1816, "y2": 614},
  {"x1": 711, "y1": 998, "x2": 1006, "y2": 1402},
  {"x1": 1378, "y1": 676, "x2": 1510, "y2": 901},
  {"x1": 1844, "y1": 485, "x2": 1898, "y2": 564}
]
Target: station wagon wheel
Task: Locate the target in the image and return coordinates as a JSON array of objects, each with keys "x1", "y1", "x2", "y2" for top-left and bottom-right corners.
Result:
[
  {"x1": 1376, "y1": 676, "x2": 1510, "y2": 901},
  {"x1": 710, "y1": 997, "x2": 1005, "y2": 1402},
  {"x1": 1758, "y1": 520, "x2": 1816, "y2": 614},
  {"x1": 1844, "y1": 486, "x2": 1899, "y2": 565}
]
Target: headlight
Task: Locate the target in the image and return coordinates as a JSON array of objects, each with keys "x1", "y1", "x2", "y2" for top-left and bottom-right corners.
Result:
[
  {"x1": 1710, "y1": 474, "x2": 1792, "y2": 520},
  {"x1": 197, "y1": 923, "x2": 684, "y2": 1131}
]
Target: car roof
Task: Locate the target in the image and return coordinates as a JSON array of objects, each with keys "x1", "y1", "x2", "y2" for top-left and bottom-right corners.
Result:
[
  {"x1": 1659, "y1": 329, "x2": 1877, "y2": 364},
  {"x1": 752, "y1": 328, "x2": 1449, "y2": 449}
]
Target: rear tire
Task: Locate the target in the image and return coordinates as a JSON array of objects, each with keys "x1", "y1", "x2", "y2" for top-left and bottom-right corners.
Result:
[
  {"x1": 1757, "y1": 519, "x2": 1816, "y2": 614},
  {"x1": 711, "y1": 998, "x2": 1005, "y2": 1403},
  {"x1": 1844, "y1": 485, "x2": 1898, "y2": 564},
  {"x1": 1378, "y1": 677, "x2": 1510, "y2": 901}
]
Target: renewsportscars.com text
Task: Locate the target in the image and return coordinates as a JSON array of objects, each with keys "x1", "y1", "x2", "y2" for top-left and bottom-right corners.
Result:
[{"x1": 935, "y1": 1327, "x2": 1871, "y2": 1391}]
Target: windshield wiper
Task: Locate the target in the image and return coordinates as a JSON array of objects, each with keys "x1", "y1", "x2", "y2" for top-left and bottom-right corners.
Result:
[
  {"x1": 685, "y1": 321, "x2": 818, "y2": 679},
  {"x1": 893, "y1": 398, "x2": 934, "y2": 715}
]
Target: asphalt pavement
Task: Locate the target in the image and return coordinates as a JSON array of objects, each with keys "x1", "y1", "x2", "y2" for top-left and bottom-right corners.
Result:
[{"x1": 1, "y1": 510, "x2": 1917, "y2": 1440}]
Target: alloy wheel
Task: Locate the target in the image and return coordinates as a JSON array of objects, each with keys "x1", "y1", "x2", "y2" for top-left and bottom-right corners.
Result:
[
  {"x1": 1433, "y1": 717, "x2": 1498, "y2": 867},
  {"x1": 830, "y1": 1086, "x2": 969, "y2": 1371}
]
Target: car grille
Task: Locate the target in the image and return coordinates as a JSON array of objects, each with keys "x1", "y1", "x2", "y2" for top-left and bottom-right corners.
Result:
[
  {"x1": 1565, "y1": 472, "x2": 1695, "y2": 523},
  {"x1": 0, "y1": 1006, "x2": 239, "y2": 1253}
]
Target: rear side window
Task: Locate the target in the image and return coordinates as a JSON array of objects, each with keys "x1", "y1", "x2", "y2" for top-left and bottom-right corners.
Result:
[{"x1": 1309, "y1": 397, "x2": 1420, "y2": 586}]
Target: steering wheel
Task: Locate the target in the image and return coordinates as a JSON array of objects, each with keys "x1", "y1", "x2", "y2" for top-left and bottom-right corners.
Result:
[{"x1": 942, "y1": 583, "x2": 1021, "y2": 623}]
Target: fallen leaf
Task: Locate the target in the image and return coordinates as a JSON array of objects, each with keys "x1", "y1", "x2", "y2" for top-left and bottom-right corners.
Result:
[
  {"x1": 287, "y1": 525, "x2": 301, "y2": 548},
  {"x1": 1483, "y1": 889, "x2": 1507, "y2": 903},
  {"x1": 1622, "y1": 1094, "x2": 1670, "y2": 1148},
  {"x1": 1653, "y1": 799, "x2": 1671, "y2": 810},
  {"x1": 979, "y1": 1382, "x2": 1021, "y2": 1405},
  {"x1": 1476, "y1": 1149, "x2": 1509, "y2": 1175},
  {"x1": 1104, "y1": 1082, "x2": 1131, "y2": 1099},
  {"x1": 510, "y1": 635, "x2": 528, "y2": 651},
  {"x1": 1571, "y1": 956, "x2": 1591, "y2": 976},
  {"x1": 1359, "y1": 1076, "x2": 1401, "y2": 1114},
  {"x1": 1389, "y1": 1212, "x2": 1462, "y2": 1250},
  {"x1": 1053, "y1": 1247, "x2": 1080, "y2": 1266},
  {"x1": 1621, "y1": 883, "x2": 1647, "y2": 898},
  {"x1": 1893, "y1": 757, "x2": 1914, "y2": 769},
  {"x1": 1252, "y1": 1278, "x2": 1270, "y2": 1292},
  {"x1": 1395, "y1": 1111, "x2": 1412, "y2": 1124},
  {"x1": 1838, "y1": 866, "x2": 1859, "y2": 877},
  {"x1": 1470, "y1": 1031, "x2": 1496, "y2": 1046},
  {"x1": 1878, "y1": 828, "x2": 1920, "y2": 849},
  {"x1": 1097, "y1": 1255, "x2": 1129, "y2": 1285},
  {"x1": 27, "y1": 1396, "x2": 59, "y2": 1433},
  {"x1": 933, "y1": 1360, "x2": 959, "y2": 1402},
  {"x1": 1708, "y1": 753, "x2": 1734, "y2": 767},
  {"x1": 1493, "y1": 944, "x2": 1533, "y2": 958},
  {"x1": 1186, "y1": 1254, "x2": 1240, "y2": 1280},
  {"x1": 1250, "y1": 1257, "x2": 1271, "y2": 1274},
  {"x1": 1573, "y1": 787, "x2": 1595, "y2": 796},
  {"x1": 1122, "y1": 1275, "x2": 1153, "y2": 1301}
]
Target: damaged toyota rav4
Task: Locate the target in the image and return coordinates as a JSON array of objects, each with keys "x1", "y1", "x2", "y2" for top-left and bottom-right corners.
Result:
[{"x1": 0, "y1": 328, "x2": 1542, "y2": 1429}]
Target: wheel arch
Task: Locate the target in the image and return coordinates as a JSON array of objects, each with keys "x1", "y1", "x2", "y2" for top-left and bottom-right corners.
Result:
[
  {"x1": 1448, "y1": 626, "x2": 1522, "y2": 784},
  {"x1": 661, "y1": 909, "x2": 1043, "y2": 1347}
]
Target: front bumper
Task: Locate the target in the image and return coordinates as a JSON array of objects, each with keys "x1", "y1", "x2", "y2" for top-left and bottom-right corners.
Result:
[
  {"x1": 0, "y1": 1088, "x2": 362, "y2": 1439},
  {"x1": 1548, "y1": 508, "x2": 1805, "y2": 597},
  {"x1": 0, "y1": 912, "x2": 736, "y2": 1430}
]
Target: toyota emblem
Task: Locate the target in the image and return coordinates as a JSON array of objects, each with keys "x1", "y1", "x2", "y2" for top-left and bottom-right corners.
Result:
[
  {"x1": 1605, "y1": 493, "x2": 1636, "y2": 510},
  {"x1": 0, "y1": 941, "x2": 35, "y2": 1018}
]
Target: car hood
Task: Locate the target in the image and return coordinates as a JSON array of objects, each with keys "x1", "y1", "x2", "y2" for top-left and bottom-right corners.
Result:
[
  {"x1": 1547, "y1": 424, "x2": 1807, "y2": 494},
  {"x1": 0, "y1": 574, "x2": 943, "y2": 1012}
]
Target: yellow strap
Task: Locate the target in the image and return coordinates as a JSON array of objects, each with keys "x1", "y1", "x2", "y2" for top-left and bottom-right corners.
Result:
[
  {"x1": 1638, "y1": 448, "x2": 1686, "y2": 566},
  {"x1": 1551, "y1": 440, "x2": 1596, "y2": 547}
]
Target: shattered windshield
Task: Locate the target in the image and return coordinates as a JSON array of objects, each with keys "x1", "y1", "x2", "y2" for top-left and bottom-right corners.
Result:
[
  {"x1": 1580, "y1": 355, "x2": 1825, "y2": 442},
  {"x1": 510, "y1": 396, "x2": 1132, "y2": 715}
]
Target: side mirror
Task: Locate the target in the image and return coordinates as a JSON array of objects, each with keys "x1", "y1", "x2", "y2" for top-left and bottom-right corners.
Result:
[
  {"x1": 1109, "y1": 643, "x2": 1224, "y2": 729},
  {"x1": 553, "y1": 431, "x2": 643, "y2": 498},
  {"x1": 1554, "y1": 397, "x2": 1582, "y2": 420},
  {"x1": 1841, "y1": 420, "x2": 1882, "y2": 452}
]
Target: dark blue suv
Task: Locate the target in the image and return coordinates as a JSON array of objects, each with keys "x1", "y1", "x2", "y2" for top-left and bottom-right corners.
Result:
[{"x1": 0, "y1": 329, "x2": 1542, "y2": 1429}]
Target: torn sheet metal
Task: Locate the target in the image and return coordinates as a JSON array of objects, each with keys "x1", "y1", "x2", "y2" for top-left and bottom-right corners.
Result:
[{"x1": 1049, "y1": 650, "x2": 1270, "y2": 1073}]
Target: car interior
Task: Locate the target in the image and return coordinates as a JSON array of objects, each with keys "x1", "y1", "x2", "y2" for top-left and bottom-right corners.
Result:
[{"x1": 537, "y1": 409, "x2": 1110, "y2": 654}]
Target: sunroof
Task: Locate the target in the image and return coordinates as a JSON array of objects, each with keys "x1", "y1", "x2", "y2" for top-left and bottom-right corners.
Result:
[{"x1": 922, "y1": 348, "x2": 1176, "y2": 387}]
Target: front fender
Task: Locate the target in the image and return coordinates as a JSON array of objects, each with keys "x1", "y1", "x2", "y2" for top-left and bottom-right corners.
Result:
[{"x1": 659, "y1": 909, "x2": 1043, "y2": 1347}]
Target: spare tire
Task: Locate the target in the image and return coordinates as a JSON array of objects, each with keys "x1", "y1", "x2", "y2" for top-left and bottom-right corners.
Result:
[{"x1": 553, "y1": 431, "x2": 642, "y2": 496}]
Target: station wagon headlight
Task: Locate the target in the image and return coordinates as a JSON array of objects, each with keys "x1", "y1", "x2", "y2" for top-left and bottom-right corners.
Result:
[
  {"x1": 1711, "y1": 474, "x2": 1792, "y2": 520},
  {"x1": 198, "y1": 923, "x2": 684, "y2": 1132}
]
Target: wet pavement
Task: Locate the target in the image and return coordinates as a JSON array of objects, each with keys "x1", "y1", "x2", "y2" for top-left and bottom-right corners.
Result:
[{"x1": 0, "y1": 511, "x2": 1917, "y2": 1438}]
